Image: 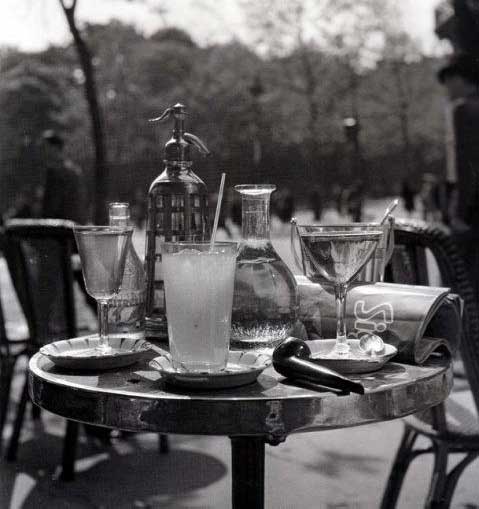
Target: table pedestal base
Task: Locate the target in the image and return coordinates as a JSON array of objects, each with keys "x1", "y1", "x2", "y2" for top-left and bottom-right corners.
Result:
[{"x1": 230, "y1": 436, "x2": 265, "y2": 509}]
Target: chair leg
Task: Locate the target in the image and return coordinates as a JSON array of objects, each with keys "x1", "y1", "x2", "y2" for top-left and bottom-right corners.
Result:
[
  {"x1": 0, "y1": 357, "x2": 15, "y2": 452},
  {"x1": 60, "y1": 420, "x2": 79, "y2": 482},
  {"x1": 380, "y1": 426, "x2": 419, "y2": 509},
  {"x1": 6, "y1": 374, "x2": 29, "y2": 461},
  {"x1": 441, "y1": 452, "x2": 479, "y2": 508},
  {"x1": 158, "y1": 433, "x2": 169, "y2": 454},
  {"x1": 31, "y1": 403, "x2": 41, "y2": 421},
  {"x1": 425, "y1": 442, "x2": 449, "y2": 509}
]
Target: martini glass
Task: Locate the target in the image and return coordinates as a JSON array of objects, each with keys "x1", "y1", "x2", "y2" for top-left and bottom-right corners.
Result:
[
  {"x1": 292, "y1": 223, "x2": 383, "y2": 357},
  {"x1": 74, "y1": 225, "x2": 132, "y2": 354}
]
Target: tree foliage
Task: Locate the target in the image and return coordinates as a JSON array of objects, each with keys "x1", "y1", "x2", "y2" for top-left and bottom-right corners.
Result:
[{"x1": 0, "y1": 7, "x2": 447, "y2": 214}]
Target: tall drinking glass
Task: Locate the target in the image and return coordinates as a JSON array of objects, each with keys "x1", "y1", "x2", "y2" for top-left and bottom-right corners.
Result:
[
  {"x1": 74, "y1": 225, "x2": 132, "y2": 354},
  {"x1": 162, "y1": 241, "x2": 237, "y2": 373},
  {"x1": 291, "y1": 223, "x2": 382, "y2": 357}
]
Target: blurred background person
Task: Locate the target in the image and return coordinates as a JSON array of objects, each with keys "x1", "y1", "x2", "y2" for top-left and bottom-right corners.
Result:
[
  {"x1": 347, "y1": 181, "x2": 364, "y2": 223},
  {"x1": 419, "y1": 172, "x2": 442, "y2": 222},
  {"x1": 309, "y1": 187, "x2": 323, "y2": 222},
  {"x1": 130, "y1": 186, "x2": 147, "y2": 230},
  {"x1": 2, "y1": 188, "x2": 34, "y2": 223},
  {"x1": 438, "y1": 53, "x2": 479, "y2": 230},
  {"x1": 438, "y1": 51, "x2": 479, "y2": 301},
  {"x1": 209, "y1": 190, "x2": 232, "y2": 239},
  {"x1": 273, "y1": 188, "x2": 295, "y2": 224},
  {"x1": 400, "y1": 179, "x2": 416, "y2": 218},
  {"x1": 40, "y1": 129, "x2": 88, "y2": 224},
  {"x1": 224, "y1": 189, "x2": 242, "y2": 239}
]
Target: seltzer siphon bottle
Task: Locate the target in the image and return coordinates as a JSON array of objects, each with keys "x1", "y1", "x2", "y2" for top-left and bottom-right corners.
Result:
[
  {"x1": 108, "y1": 202, "x2": 146, "y2": 340},
  {"x1": 144, "y1": 103, "x2": 210, "y2": 339}
]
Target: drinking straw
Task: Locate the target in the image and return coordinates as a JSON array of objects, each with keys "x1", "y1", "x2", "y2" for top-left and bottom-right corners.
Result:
[
  {"x1": 379, "y1": 198, "x2": 399, "y2": 225},
  {"x1": 210, "y1": 173, "x2": 226, "y2": 251}
]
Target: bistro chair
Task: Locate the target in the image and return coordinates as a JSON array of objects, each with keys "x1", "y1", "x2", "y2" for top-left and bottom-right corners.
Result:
[
  {"x1": 1, "y1": 219, "x2": 80, "y2": 480},
  {"x1": 1, "y1": 219, "x2": 169, "y2": 477},
  {"x1": 381, "y1": 220, "x2": 479, "y2": 508},
  {"x1": 0, "y1": 231, "x2": 30, "y2": 453}
]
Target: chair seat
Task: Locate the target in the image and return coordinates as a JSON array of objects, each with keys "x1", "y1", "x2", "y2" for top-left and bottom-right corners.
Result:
[{"x1": 405, "y1": 390, "x2": 479, "y2": 442}]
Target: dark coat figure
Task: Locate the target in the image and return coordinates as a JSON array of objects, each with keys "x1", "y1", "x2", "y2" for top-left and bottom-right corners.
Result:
[
  {"x1": 309, "y1": 188, "x2": 323, "y2": 221},
  {"x1": 274, "y1": 189, "x2": 295, "y2": 223},
  {"x1": 439, "y1": 53, "x2": 479, "y2": 301},
  {"x1": 347, "y1": 182, "x2": 364, "y2": 223},
  {"x1": 419, "y1": 173, "x2": 442, "y2": 222},
  {"x1": 131, "y1": 187, "x2": 147, "y2": 229},
  {"x1": 230, "y1": 193, "x2": 242, "y2": 229},
  {"x1": 439, "y1": 53, "x2": 479, "y2": 228},
  {"x1": 3, "y1": 192, "x2": 33, "y2": 222},
  {"x1": 41, "y1": 130, "x2": 87, "y2": 224},
  {"x1": 400, "y1": 180, "x2": 415, "y2": 215},
  {"x1": 452, "y1": 97, "x2": 479, "y2": 225}
]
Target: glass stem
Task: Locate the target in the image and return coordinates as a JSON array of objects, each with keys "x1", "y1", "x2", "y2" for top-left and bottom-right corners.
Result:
[
  {"x1": 334, "y1": 283, "x2": 350, "y2": 354},
  {"x1": 98, "y1": 299, "x2": 110, "y2": 351}
]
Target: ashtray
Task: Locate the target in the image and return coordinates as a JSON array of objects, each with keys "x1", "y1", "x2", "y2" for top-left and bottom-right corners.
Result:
[
  {"x1": 308, "y1": 339, "x2": 397, "y2": 374},
  {"x1": 40, "y1": 336, "x2": 153, "y2": 370},
  {"x1": 149, "y1": 350, "x2": 271, "y2": 390}
]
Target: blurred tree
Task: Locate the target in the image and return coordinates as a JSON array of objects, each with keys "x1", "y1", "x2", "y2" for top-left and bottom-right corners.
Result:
[
  {"x1": 242, "y1": 0, "x2": 333, "y2": 186},
  {"x1": 178, "y1": 41, "x2": 266, "y2": 184},
  {"x1": 0, "y1": 62, "x2": 66, "y2": 207},
  {"x1": 80, "y1": 22, "x2": 156, "y2": 166},
  {"x1": 141, "y1": 28, "x2": 198, "y2": 94},
  {"x1": 76, "y1": 22, "x2": 202, "y2": 194},
  {"x1": 381, "y1": 31, "x2": 421, "y2": 179},
  {"x1": 149, "y1": 27, "x2": 196, "y2": 47},
  {"x1": 0, "y1": 7, "x2": 448, "y2": 208},
  {"x1": 58, "y1": 0, "x2": 107, "y2": 223},
  {"x1": 359, "y1": 55, "x2": 445, "y2": 193},
  {"x1": 241, "y1": 0, "x2": 394, "y2": 189}
]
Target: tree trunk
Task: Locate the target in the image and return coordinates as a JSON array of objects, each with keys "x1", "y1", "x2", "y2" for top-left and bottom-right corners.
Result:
[{"x1": 59, "y1": 0, "x2": 108, "y2": 224}]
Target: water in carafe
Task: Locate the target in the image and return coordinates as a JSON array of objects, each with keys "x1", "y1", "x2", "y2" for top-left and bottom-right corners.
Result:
[{"x1": 231, "y1": 185, "x2": 298, "y2": 352}]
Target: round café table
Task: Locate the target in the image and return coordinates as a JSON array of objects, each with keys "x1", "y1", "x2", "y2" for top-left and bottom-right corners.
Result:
[{"x1": 29, "y1": 351, "x2": 452, "y2": 509}]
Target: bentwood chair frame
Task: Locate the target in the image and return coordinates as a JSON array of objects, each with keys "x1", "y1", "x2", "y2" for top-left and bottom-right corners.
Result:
[
  {"x1": 381, "y1": 220, "x2": 479, "y2": 508},
  {"x1": 1, "y1": 219, "x2": 80, "y2": 480},
  {"x1": 0, "y1": 231, "x2": 30, "y2": 453}
]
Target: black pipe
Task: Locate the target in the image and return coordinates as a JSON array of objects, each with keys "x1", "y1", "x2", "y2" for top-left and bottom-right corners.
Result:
[{"x1": 273, "y1": 337, "x2": 365, "y2": 395}]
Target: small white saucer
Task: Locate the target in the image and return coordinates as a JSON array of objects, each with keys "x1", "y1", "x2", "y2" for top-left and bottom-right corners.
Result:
[
  {"x1": 149, "y1": 350, "x2": 271, "y2": 390},
  {"x1": 308, "y1": 339, "x2": 397, "y2": 374},
  {"x1": 40, "y1": 336, "x2": 152, "y2": 370}
]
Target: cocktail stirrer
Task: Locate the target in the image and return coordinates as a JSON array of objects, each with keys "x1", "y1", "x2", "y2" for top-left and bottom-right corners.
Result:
[{"x1": 379, "y1": 198, "x2": 399, "y2": 225}]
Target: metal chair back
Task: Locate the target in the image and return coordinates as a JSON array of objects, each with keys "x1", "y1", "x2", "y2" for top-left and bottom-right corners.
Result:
[
  {"x1": 2, "y1": 219, "x2": 78, "y2": 347},
  {"x1": 386, "y1": 219, "x2": 479, "y2": 423}
]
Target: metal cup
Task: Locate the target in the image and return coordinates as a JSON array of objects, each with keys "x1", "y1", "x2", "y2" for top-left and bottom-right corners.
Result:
[{"x1": 354, "y1": 217, "x2": 395, "y2": 283}]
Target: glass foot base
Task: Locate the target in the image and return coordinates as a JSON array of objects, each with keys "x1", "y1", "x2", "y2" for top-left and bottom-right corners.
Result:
[{"x1": 309, "y1": 339, "x2": 397, "y2": 374}]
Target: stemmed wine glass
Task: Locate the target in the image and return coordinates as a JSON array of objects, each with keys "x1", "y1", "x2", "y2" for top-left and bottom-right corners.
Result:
[
  {"x1": 74, "y1": 225, "x2": 132, "y2": 354},
  {"x1": 291, "y1": 222, "x2": 383, "y2": 357}
]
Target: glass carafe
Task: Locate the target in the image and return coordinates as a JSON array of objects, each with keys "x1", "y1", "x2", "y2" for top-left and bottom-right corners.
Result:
[
  {"x1": 108, "y1": 202, "x2": 146, "y2": 340},
  {"x1": 230, "y1": 184, "x2": 298, "y2": 352}
]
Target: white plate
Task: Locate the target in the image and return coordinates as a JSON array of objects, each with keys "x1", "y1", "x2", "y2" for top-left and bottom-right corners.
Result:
[
  {"x1": 40, "y1": 336, "x2": 152, "y2": 370},
  {"x1": 308, "y1": 339, "x2": 397, "y2": 374},
  {"x1": 149, "y1": 350, "x2": 271, "y2": 390}
]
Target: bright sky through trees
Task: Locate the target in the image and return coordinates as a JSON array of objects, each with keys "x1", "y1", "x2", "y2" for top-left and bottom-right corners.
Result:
[{"x1": 1, "y1": 0, "x2": 446, "y2": 54}]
